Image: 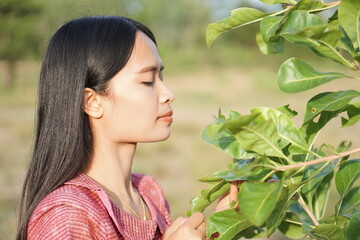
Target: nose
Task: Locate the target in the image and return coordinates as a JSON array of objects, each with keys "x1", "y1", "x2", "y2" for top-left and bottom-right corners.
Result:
[{"x1": 159, "y1": 82, "x2": 175, "y2": 104}]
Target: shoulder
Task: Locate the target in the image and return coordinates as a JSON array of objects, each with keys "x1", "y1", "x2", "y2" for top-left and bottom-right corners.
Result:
[{"x1": 28, "y1": 185, "x2": 109, "y2": 239}]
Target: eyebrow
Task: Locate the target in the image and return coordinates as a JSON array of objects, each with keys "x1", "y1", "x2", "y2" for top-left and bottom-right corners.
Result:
[{"x1": 137, "y1": 65, "x2": 165, "y2": 73}]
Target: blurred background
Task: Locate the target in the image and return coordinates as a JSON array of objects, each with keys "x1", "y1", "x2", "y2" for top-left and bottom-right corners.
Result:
[{"x1": 0, "y1": 0, "x2": 359, "y2": 239}]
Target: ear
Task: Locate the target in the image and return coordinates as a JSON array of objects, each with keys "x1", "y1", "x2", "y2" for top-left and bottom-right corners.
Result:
[{"x1": 83, "y1": 88, "x2": 103, "y2": 119}]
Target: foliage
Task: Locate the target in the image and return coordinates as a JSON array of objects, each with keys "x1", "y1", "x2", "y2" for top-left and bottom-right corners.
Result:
[{"x1": 189, "y1": 0, "x2": 360, "y2": 239}]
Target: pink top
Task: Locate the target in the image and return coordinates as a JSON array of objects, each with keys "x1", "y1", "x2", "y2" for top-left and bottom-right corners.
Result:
[{"x1": 28, "y1": 173, "x2": 172, "y2": 239}]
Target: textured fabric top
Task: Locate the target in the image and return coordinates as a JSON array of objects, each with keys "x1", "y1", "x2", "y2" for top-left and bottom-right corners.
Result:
[{"x1": 28, "y1": 173, "x2": 172, "y2": 239}]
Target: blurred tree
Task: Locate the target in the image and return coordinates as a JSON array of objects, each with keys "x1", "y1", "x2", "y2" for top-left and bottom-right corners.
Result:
[{"x1": 0, "y1": 0, "x2": 43, "y2": 87}]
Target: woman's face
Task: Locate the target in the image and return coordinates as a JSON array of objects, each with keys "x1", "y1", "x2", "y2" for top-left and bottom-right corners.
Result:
[{"x1": 100, "y1": 31, "x2": 175, "y2": 143}]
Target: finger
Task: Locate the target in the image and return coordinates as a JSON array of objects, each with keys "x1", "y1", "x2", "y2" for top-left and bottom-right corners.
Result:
[
  {"x1": 229, "y1": 181, "x2": 239, "y2": 203},
  {"x1": 185, "y1": 212, "x2": 205, "y2": 229},
  {"x1": 196, "y1": 221, "x2": 206, "y2": 238},
  {"x1": 167, "y1": 217, "x2": 187, "y2": 233}
]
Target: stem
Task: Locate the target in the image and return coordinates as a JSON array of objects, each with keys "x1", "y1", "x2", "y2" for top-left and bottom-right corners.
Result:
[
  {"x1": 275, "y1": 147, "x2": 360, "y2": 171},
  {"x1": 297, "y1": 195, "x2": 319, "y2": 226},
  {"x1": 357, "y1": 10, "x2": 360, "y2": 50},
  {"x1": 260, "y1": 170, "x2": 275, "y2": 182},
  {"x1": 284, "y1": 218, "x2": 303, "y2": 226}
]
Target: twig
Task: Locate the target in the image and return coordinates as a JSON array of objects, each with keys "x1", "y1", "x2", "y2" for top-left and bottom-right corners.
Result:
[
  {"x1": 297, "y1": 195, "x2": 319, "y2": 226},
  {"x1": 275, "y1": 147, "x2": 360, "y2": 171}
]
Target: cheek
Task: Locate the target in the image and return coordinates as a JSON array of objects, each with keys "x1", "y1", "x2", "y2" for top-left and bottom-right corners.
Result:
[{"x1": 105, "y1": 95, "x2": 159, "y2": 141}]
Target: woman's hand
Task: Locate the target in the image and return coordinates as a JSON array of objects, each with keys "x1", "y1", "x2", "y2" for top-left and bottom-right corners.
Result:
[
  {"x1": 215, "y1": 181, "x2": 243, "y2": 212},
  {"x1": 163, "y1": 212, "x2": 206, "y2": 240}
]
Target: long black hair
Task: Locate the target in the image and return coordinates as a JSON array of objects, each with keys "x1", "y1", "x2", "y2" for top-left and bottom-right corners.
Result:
[{"x1": 17, "y1": 16, "x2": 156, "y2": 240}]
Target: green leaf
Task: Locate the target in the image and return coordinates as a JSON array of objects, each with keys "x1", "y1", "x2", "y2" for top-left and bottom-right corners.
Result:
[
  {"x1": 232, "y1": 120, "x2": 287, "y2": 159},
  {"x1": 311, "y1": 224, "x2": 346, "y2": 240},
  {"x1": 251, "y1": 107, "x2": 309, "y2": 154},
  {"x1": 300, "y1": 109, "x2": 344, "y2": 144},
  {"x1": 344, "y1": 212, "x2": 360, "y2": 240},
  {"x1": 259, "y1": 0, "x2": 296, "y2": 5},
  {"x1": 280, "y1": 32, "x2": 320, "y2": 47},
  {"x1": 290, "y1": 0, "x2": 330, "y2": 13},
  {"x1": 278, "y1": 213, "x2": 306, "y2": 239},
  {"x1": 311, "y1": 31, "x2": 356, "y2": 69},
  {"x1": 239, "y1": 181, "x2": 283, "y2": 226},
  {"x1": 340, "y1": 186, "x2": 360, "y2": 214},
  {"x1": 256, "y1": 31, "x2": 284, "y2": 54},
  {"x1": 312, "y1": 172, "x2": 334, "y2": 220},
  {"x1": 188, "y1": 181, "x2": 230, "y2": 215},
  {"x1": 280, "y1": 10, "x2": 325, "y2": 35},
  {"x1": 338, "y1": 0, "x2": 360, "y2": 49},
  {"x1": 304, "y1": 90, "x2": 360, "y2": 123},
  {"x1": 336, "y1": 159, "x2": 360, "y2": 198},
  {"x1": 276, "y1": 104, "x2": 298, "y2": 119},
  {"x1": 213, "y1": 158, "x2": 266, "y2": 181},
  {"x1": 277, "y1": 58, "x2": 349, "y2": 93},
  {"x1": 266, "y1": 181, "x2": 305, "y2": 236},
  {"x1": 201, "y1": 113, "x2": 257, "y2": 159},
  {"x1": 206, "y1": 8, "x2": 273, "y2": 47},
  {"x1": 206, "y1": 209, "x2": 253, "y2": 240},
  {"x1": 302, "y1": 161, "x2": 335, "y2": 217},
  {"x1": 260, "y1": 16, "x2": 283, "y2": 42},
  {"x1": 342, "y1": 102, "x2": 360, "y2": 127}
]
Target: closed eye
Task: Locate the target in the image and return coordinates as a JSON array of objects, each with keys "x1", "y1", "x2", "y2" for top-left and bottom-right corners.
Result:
[{"x1": 142, "y1": 81, "x2": 154, "y2": 86}]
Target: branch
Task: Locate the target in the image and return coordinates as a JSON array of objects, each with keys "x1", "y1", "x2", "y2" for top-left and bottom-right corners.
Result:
[
  {"x1": 297, "y1": 196, "x2": 319, "y2": 226},
  {"x1": 275, "y1": 147, "x2": 360, "y2": 171}
]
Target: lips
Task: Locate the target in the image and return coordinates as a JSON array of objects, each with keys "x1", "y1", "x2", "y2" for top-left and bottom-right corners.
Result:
[{"x1": 158, "y1": 111, "x2": 173, "y2": 123}]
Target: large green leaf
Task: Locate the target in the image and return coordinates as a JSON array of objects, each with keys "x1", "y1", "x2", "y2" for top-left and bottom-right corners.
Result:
[
  {"x1": 277, "y1": 58, "x2": 349, "y2": 93},
  {"x1": 206, "y1": 8, "x2": 273, "y2": 47},
  {"x1": 340, "y1": 186, "x2": 360, "y2": 214},
  {"x1": 304, "y1": 90, "x2": 360, "y2": 123},
  {"x1": 239, "y1": 181, "x2": 283, "y2": 226},
  {"x1": 231, "y1": 119, "x2": 287, "y2": 160},
  {"x1": 311, "y1": 224, "x2": 346, "y2": 240},
  {"x1": 251, "y1": 107, "x2": 309, "y2": 154},
  {"x1": 344, "y1": 212, "x2": 360, "y2": 240},
  {"x1": 338, "y1": 0, "x2": 360, "y2": 49},
  {"x1": 206, "y1": 209, "x2": 253, "y2": 240},
  {"x1": 335, "y1": 159, "x2": 360, "y2": 198},
  {"x1": 342, "y1": 102, "x2": 360, "y2": 127},
  {"x1": 201, "y1": 113, "x2": 258, "y2": 159},
  {"x1": 280, "y1": 10, "x2": 325, "y2": 35}
]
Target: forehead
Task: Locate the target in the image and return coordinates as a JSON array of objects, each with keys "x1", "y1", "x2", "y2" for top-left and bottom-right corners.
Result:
[{"x1": 125, "y1": 31, "x2": 162, "y2": 71}]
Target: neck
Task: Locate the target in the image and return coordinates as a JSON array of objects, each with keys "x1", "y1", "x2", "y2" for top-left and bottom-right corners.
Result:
[{"x1": 85, "y1": 139, "x2": 137, "y2": 198}]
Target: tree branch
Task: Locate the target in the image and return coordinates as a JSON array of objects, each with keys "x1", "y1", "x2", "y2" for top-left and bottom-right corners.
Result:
[
  {"x1": 275, "y1": 147, "x2": 360, "y2": 171},
  {"x1": 297, "y1": 195, "x2": 319, "y2": 226}
]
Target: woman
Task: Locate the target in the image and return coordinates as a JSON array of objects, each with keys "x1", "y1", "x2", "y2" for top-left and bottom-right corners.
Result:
[{"x1": 17, "y1": 16, "x2": 207, "y2": 240}]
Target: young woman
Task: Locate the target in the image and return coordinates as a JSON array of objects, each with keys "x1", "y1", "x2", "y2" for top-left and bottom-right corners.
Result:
[{"x1": 16, "y1": 16, "x2": 208, "y2": 240}]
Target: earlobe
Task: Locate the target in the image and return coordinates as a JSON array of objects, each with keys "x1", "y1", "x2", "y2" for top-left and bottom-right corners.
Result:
[{"x1": 83, "y1": 88, "x2": 103, "y2": 119}]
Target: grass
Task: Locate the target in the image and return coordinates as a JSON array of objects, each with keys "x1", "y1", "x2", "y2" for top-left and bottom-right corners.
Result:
[{"x1": 0, "y1": 49, "x2": 359, "y2": 239}]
